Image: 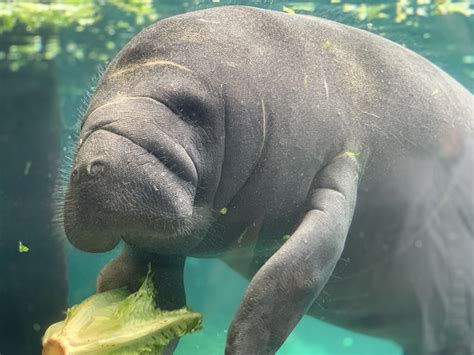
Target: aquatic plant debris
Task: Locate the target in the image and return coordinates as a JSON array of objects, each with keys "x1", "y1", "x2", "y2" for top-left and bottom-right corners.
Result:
[
  {"x1": 219, "y1": 207, "x2": 228, "y2": 215},
  {"x1": 18, "y1": 241, "x2": 29, "y2": 253},
  {"x1": 42, "y1": 270, "x2": 202, "y2": 354},
  {"x1": 431, "y1": 88, "x2": 441, "y2": 97},
  {"x1": 282, "y1": 6, "x2": 295, "y2": 14},
  {"x1": 23, "y1": 160, "x2": 32, "y2": 175},
  {"x1": 343, "y1": 151, "x2": 360, "y2": 160},
  {"x1": 323, "y1": 40, "x2": 333, "y2": 49}
]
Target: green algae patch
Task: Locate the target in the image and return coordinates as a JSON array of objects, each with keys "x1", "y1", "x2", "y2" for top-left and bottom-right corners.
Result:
[{"x1": 42, "y1": 272, "x2": 202, "y2": 354}]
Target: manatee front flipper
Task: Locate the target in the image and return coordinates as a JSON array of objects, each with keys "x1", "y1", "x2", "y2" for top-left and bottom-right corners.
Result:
[
  {"x1": 226, "y1": 152, "x2": 361, "y2": 355},
  {"x1": 97, "y1": 245, "x2": 186, "y2": 354}
]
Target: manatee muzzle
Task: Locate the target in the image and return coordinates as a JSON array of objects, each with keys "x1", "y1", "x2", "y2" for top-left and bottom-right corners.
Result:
[
  {"x1": 64, "y1": 97, "x2": 199, "y2": 253},
  {"x1": 79, "y1": 97, "x2": 198, "y2": 186}
]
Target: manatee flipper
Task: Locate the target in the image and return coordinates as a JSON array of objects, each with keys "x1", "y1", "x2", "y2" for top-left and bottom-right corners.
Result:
[
  {"x1": 97, "y1": 245, "x2": 186, "y2": 354},
  {"x1": 225, "y1": 152, "x2": 361, "y2": 354}
]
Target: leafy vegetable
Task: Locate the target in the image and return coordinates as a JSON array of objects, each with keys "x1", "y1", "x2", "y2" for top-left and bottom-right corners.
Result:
[{"x1": 42, "y1": 272, "x2": 202, "y2": 354}]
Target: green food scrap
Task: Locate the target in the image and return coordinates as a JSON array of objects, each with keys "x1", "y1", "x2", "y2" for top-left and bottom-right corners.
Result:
[
  {"x1": 431, "y1": 88, "x2": 441, "y2": 97},
  {"x1": 346, "y1": 4, "x2": 388, "y2": 21},
  {"x1": 344, "y1": 151, "x2": 360, "y2": 158},
  {"x1": 303, "y1": 74, "x2": 309, "y2": 89},
  {"x1": 219, "y1": 207, "x2": 228, "y2": 215},
  {"x1": 285, "y1": 3, "x2": 316, "y2": 12},
  {"x1": 18, "y1": 241, "x2": 29, "y2": 253},
  {"x1": 323, "y1": 40, "x2": 333, "y2": 49},
  {"x1": 23, "y1": 161, "x2": 32, "y2": 175},
  {"x1": 42, "y1": 271, "x2": 202, "y2": 355},
  {"x1": 434, "y1": 0, "x2": 472, "y2": 17},
  {"x1": 341, "y1": 151, "x2": 360, "y2": 162},
  {"x1": 282, "y1": 6, "x2": 296, "y2": 14},
  {"x1": 282, "y1": 234, "x2": 291, "y2": 242},
  {"x1": 339, "y1": 150, "x2": 360, "y2": 162}
]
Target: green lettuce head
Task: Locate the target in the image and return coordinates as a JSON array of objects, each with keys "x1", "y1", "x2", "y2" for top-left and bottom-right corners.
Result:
[{"x1": 42, "y1": 271, "x2": 202, "y2": 354}]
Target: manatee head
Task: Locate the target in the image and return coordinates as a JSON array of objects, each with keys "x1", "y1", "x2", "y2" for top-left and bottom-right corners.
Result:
[{"x1": 64, "y1": 61, "x2": 225, "y2": 254}]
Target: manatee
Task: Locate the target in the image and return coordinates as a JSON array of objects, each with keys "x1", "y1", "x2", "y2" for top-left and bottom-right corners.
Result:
[{"x1": 63, "y1": 6, "x2": 473, "y2": 355}]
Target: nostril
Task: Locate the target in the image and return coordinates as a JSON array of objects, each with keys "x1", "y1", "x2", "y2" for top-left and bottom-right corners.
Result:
[{"x1": 87, "y1": 160, "x2": 105, "y2": 177}]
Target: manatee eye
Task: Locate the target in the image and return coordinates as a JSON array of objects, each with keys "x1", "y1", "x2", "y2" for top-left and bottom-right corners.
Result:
[
  {"x1": 151, "y1": 75, "x2": 220, "y2": 127},
  {"x1": 176, "y1": 95, "x2": 206, "y2": 124},
  {"x1": 162, "y1": 92, "x2": 210, "y2": 127}
]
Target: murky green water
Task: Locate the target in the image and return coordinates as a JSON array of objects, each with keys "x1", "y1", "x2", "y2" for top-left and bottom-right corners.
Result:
[{"x1": 1, "y1": 1, "x2": 472, "y2": 354}]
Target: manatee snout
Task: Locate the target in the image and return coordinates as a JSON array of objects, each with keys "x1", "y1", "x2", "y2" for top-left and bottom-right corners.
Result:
[{"x1": 64, "y1": 98, "x2": 204, "y2": 254}]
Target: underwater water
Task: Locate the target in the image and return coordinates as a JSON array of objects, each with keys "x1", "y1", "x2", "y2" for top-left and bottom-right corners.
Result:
[{"x1": 1, "y1": 1, "x2": 472, "y2": 354}]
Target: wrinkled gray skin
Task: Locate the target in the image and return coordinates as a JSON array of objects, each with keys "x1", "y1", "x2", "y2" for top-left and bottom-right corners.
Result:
[{"x1": 64, "y1": 6, "x2": 473, "y2": 355}]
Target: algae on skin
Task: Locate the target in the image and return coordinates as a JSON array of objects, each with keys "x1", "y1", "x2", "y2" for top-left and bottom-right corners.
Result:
[
  {"x1": 42, "y1": 271, "x2": 202, "y2": 354},
  {"x1": 323, "y1": 40, "x2": 333, "y2": 49}
]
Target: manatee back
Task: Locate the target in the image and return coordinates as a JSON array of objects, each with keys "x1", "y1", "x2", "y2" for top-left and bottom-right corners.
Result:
[{"x1": 95, "y1": 5, "x2": 472, "y2": 157}]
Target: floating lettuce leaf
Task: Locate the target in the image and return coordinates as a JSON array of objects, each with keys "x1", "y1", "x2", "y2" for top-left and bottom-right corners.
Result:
[
  {"x1": 42, "y1": 272, "x2": 202, "y2": 354},
  {"x1": 18, "y1": 241, "x2": 29, "y2": 253}
]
